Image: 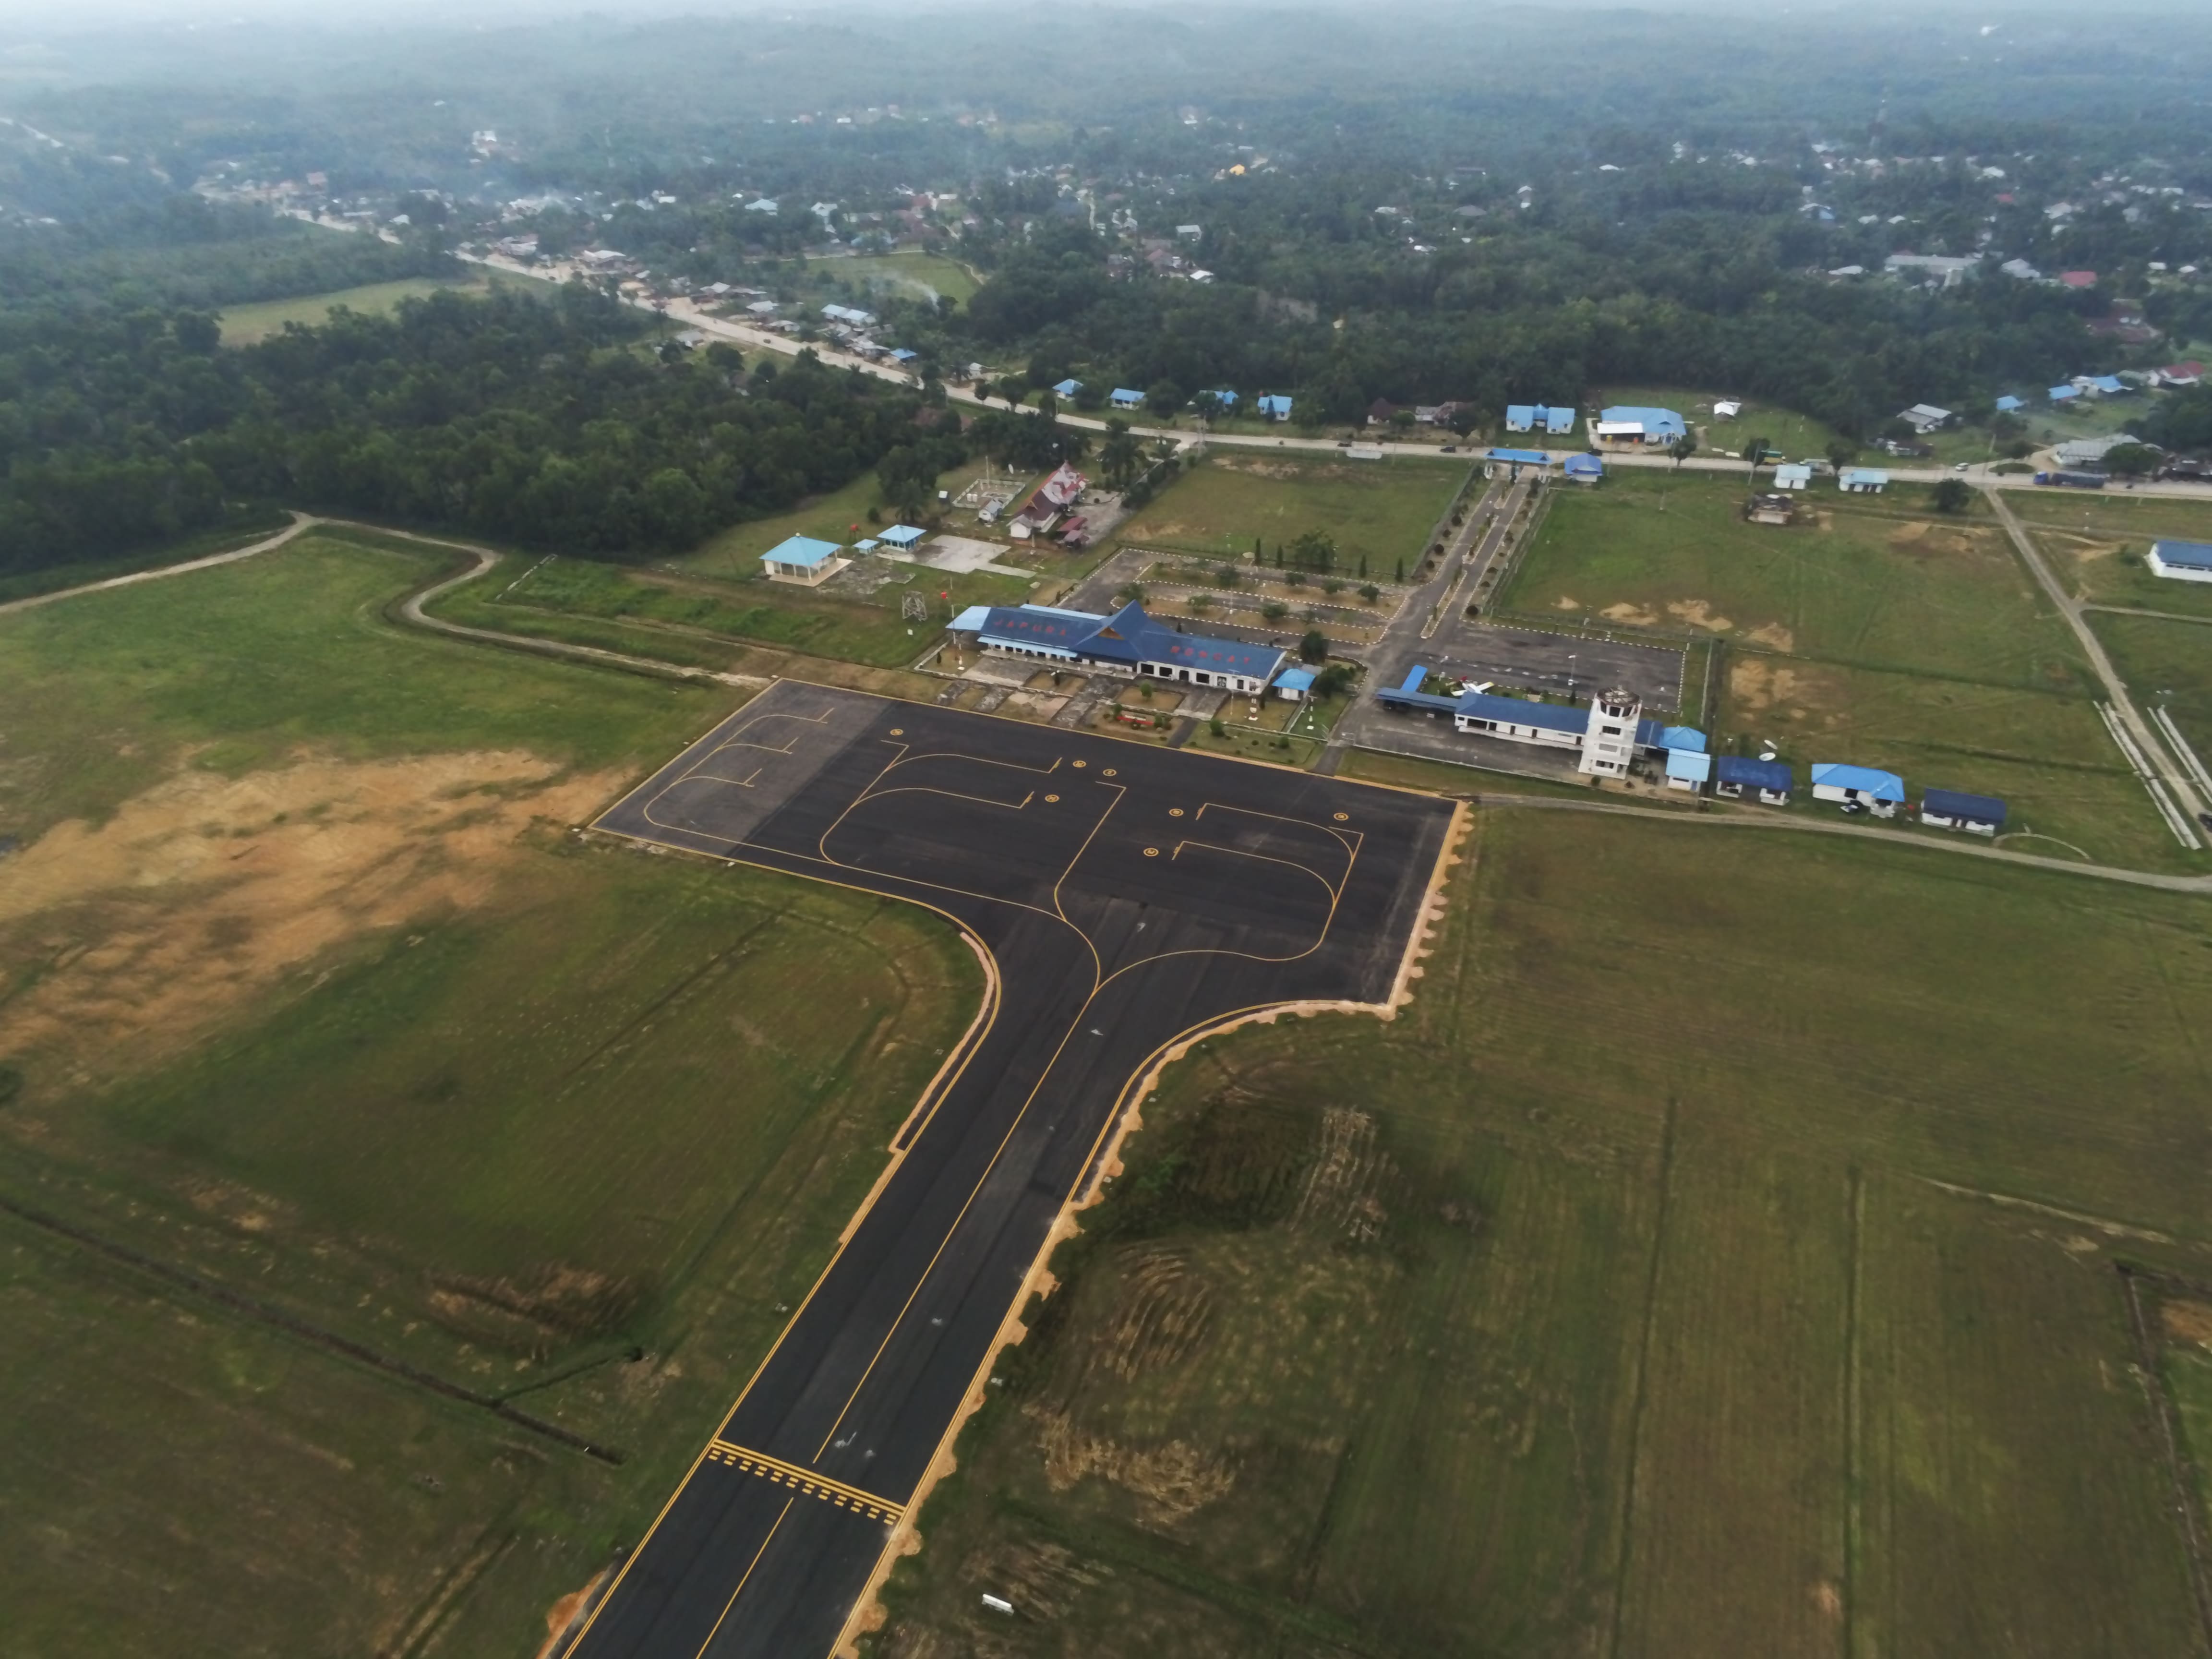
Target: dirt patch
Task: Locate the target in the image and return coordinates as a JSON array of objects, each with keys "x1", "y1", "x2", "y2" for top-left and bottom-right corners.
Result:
[
  {"x1": 2161, "y1": 1300, "x2": 2212, "y2": 1348},
  {"x1": 1552, "y1": 594, "x2": 1580, "y2": 611},
  {"x1": 1291, "y1": 1107, "x2": 1391, "y2": 1244},
  {"x1": 1746, "y1": 622, "x2": 1797, "y2": 651},
  {"x1": 1600, "y1": 601, "x2": 1659, "y2": 626},
  {"x1": 1096, "y1": 1246, "x2": 1215, "y2": 1380},
  {"x1": 1029, "y1": 1407, "x2": 1236, "y2": 1518},
  {"x1": 2063, "y1": 535, "x2": 2122, "y2": 565},
  {"x1": 1891, "y1": 520, "x2": 1931, "y2": 544},
  {"x1": 1667, "y1": 599, "x2": 1734, "y2": 632},
  {"x1": 0, "y1": 751, "x2": 619, "y2": 1083},
  {"x1": 1729, "y1": 658, "x2": 1804, "y2": 715}
]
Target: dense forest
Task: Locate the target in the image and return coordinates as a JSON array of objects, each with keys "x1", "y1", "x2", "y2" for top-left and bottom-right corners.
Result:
[{"x1": 0, "y1": 270, "x2": 947, "y2": 573}]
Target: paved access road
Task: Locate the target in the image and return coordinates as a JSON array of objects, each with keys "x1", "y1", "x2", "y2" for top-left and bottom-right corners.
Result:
[{"x1": 573, "y1": 682, "x2": 1457, "y2": 1659}]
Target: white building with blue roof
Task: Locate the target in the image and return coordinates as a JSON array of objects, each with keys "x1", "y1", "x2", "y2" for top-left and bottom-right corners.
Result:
[
  {"x1": 954, "y1": 601, "x2": 1286, "y2": 694},
  {"x1": 1811, "y1": 762, "x2": 1905, "y2": 817},
  {"x1": 1110, "y1": 387, "x2": 1145, "y2": 410},
  {"x1": 1504, "y1": 404, "x2": 1577, "y2": 434},
  {"x1": 2149, "y1": 541, "x2": 2212, "y2": 584},
  {"x1": 1592, "y1": 406, "x2": 1687, "y2": 449},
  {"x1": 761, "y1": 534, "x2": 847, "y2": 587}
]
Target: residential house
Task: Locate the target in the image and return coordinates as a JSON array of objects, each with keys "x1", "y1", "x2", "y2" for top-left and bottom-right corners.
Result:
[
  {"x1": 1839, "y1": 468, "x2": 1890, "y2": 493},
  {"x1": 1665, "y1": 749, "x2": 1713, "y2": 793},
  {"x1": 1110, "y1": 387, "x2": 1145, "y2": 411},
  {"x1": 2048, "y1": 384, "x2": 2082, "y2": 404},
  {"x1": 2057, "y1": 270, "x2": 2098, "y2": 289},
  {"x1": 1897, "y1": 403, "x2": 1954, "y2": 433},
  {"x1": 1994, "y1": 394, "x2": 2025, "y2": 413},
  {"x1": 2152, "y1": 361, "x2": 2205, "y2": 388},
  {"x1": 1591, "y1": 406, "x2": 1687, "y2": 448},
  {"x1": 1772, "y1": 463, "x2": 1813, "y2": 491},
  {"x1": 1052, "y1": 378, "x2": 1082, "y2": 398},
  {"x1": 1257, "y1": 395, "x2": 1294, "y2": 421}
]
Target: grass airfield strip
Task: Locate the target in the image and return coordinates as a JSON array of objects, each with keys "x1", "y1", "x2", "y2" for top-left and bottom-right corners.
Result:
[{"x1": 573, "y1": 681, "x2": 1456, "y2": 1658}]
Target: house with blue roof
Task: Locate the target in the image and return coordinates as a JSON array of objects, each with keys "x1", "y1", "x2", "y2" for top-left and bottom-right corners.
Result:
[
  {"x1": 1592, "y1": 406, "x2": 1687, "y2": 449},
  {"x1": 1199, "y1": 389, "x2": 1239, "y2": 410},
  {"x1": 2149, "y1": 541, "x2": 2212, "y2": 584},
  {"x1": 1257, "y1": 395, "x2": 1294, "y2": 421},
  {"x1": 878, "y1": 524, "x2": 926, "y2": 549},
  {"x1": 1110, "y1": 387, "x2": 1145, "y2": 410},
  {"x1": 2080, "y1": 373, "x2": 2128, "y2": 396},
  {"x1": 1839, "y1": 467, "x2": 1889, "y2": 493},
  {"x1": 1564, "y1": 453, "x2": 1605, "y2": 484},
  {"x1": 761, "y1": 534, "x2": 847, "y2": 587},
  {"x1": 1995, "y1": 394, "x2": 2025, "y2": 414},
  {"x1": 1505, "y1": 404, "x2": 1578, "y2": 435},
  {"x1": 1272, "y1": 666, "x2": 1318, "y2": 701},
  {"x1": 1053, "y1": 378, "x2": 1082, "y2": 398},
  {"x1": 2049, "y1": 384, "x2": 2081, "y2": 403},
  {"x1": 1920, "y1": 787, "x2": 2007, "y2": 835},
  {"x1": 955, "y1": 601, "x2": 1286, "y2": 693},
  {"x1": 1715, "y1": 756, "x2": 1793, "y2": 805},
  {"x1": 1811, "y1": 762, "x2": 1905, "y2": 817}
]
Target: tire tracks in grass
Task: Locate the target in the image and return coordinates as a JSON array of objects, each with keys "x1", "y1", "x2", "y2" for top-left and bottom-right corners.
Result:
[{"x1": 1605, "y1": 1094, "x2": 1677, "y2": 1659}]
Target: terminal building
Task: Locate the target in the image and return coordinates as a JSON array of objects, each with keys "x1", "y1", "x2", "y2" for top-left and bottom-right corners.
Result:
[
  {"x1": 1378, "y1": 670, "x2": 1704, "y2": 779},
  {"x1": 950, "y1": 601, "x2": 1288, "y2": 694}
]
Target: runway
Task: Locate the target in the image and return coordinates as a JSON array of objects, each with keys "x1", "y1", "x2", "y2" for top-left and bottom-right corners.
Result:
[{"x1": 569, "y1": 681, "x2": 1458, "y2": 1659}]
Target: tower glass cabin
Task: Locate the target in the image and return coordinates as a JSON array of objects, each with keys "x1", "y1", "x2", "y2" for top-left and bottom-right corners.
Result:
[{"x1": 1578, "y1": 686, "x2": 1641, "y2": 777}]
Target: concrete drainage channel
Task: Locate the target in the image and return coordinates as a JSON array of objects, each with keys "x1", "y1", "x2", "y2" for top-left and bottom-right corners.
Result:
[{"x1": 2099, "y1": 701, "x2": 2205, "y2": 849}]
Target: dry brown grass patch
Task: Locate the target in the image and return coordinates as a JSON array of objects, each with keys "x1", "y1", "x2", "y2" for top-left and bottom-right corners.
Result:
[{"x1": 0, "y1": 750, "x2": 620, "y2": 1086}]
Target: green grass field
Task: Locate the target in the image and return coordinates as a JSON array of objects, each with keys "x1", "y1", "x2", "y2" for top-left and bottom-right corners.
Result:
[
  {"x1": 216, "y1": 273, "x2": 518, "y2": 344},
  {"x1": 841, "y1": 249, "x2": 982, "y2": 306},
  {"x1": 1506, "y1": 470, "x2": 2083, "y2": 685},
  {"x1": 867, "y1": 808, "x2": 2212, "y2": 1659},
  {"x1": 2013, "y1": 495, "x2": 2212, "y2": 618},
  {"x1": 2092, "y1": 612, "x2": 2212, "y2": 765},
  {"x1": 450, "y1": 549, "x2": 1032, "y2": 670},
  {"x1": 1113, "y1": 453, "x2": 1469, "y2": 576},
  {"x1": 0, "y1": 536, "x2": 984, "y2": 1656}
]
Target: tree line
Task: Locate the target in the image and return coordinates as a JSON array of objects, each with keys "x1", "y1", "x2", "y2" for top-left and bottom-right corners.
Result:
[{"x1": 0, "y1": 278, "x2": 949, "y2": 575}]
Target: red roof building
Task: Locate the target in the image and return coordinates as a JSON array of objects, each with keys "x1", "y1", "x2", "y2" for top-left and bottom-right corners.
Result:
[{"x1": 2058, "y1": 270, "x2": 2099, "y2": 289}]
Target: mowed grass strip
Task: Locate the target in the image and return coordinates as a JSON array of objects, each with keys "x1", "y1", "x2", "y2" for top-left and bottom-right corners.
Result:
[
  {"x1": 1505, "y1": 470, "x2": 2086, "y2": 687},
  {"x1": 1856, "y1": 1178, "x2": 2206, "y2": 1659},
  {"x1": 871, "y1": 808, "x2": 2212, "y2": 1659},
  {"x1": 1113, "y1": 453, "x2": 1468, "y2": 574}
]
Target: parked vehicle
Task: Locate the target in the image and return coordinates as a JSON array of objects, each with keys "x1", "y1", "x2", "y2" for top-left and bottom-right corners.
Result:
[{"x1": 2033, "y1": 469, "x2": 2107, "y2": 488}]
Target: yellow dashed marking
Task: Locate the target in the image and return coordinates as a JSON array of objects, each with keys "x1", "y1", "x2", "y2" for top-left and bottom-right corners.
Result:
[{"x1": 702, "y1": 1441, "x2": 904, "y2": 1526}]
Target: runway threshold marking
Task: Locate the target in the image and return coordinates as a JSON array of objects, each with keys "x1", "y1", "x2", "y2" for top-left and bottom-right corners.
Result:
[{"x1": 705, "y1": 1440, "x2": 905, "y2": 1525}]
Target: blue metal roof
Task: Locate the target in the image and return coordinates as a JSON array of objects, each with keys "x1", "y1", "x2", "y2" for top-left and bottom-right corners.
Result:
[
  {"x1": 763, "y1": 534, "x2": 842, "y2": 568},
  {"x1": 1922, "y1": 787, "x2": 2007, "y2": 825},
  {"x1": 1052, "y1": 378, "x2": 1081, "y2": 396},
  {"x1": 1811, "y1": 762, "x2": 1905, "y2": 802},
  {"x1": 1716, "y1": 756, "x2": 1793, "y2": 792},
  {"x1": 1110, "y1": 387, "x2": 1144, "y2": 405},
  {"x1": 1840, "y1": 468, "x2": 1890, "y2": 486},
  {"x1": 2152, "y1": 540, "x2": 2212, "y2": 571},
  {"x1": 879, "y1": 524, "x2": 926, "y2": 546},
  {"x1": 1202, "y1": 388, "x2": 1238, "y2": 406},
  {"x1": 2049, "y1": 384, "x2": 2080, "y2": 400},
  {"x1": 1660, "y1": 726, "x2": 1707, "y2": 752},
  {"x1": 1543, "y1": 406, "x2": 1576, "y2": 432},
  {"x1": 950, "y1": 604, "x2": 993, "y2": 631},
  {"x1": 1274, "y1": 667, "x2": 1317, "y2": 691},
  {"x1": 1489, "y1": 447, "x2": 1552, "y2": 466},
  {"x1": 1505, "y1": 404, "x2": 1538, "y2": 425},
  {"x1": 1666, "y1": 749, "x2": 1713, "y2": 782},
  {"x1": 2090, "y1": 374, "x2": 2126, "y2": 393},
  {"x1": 1400, "y1": 666, "x2": 1427, "y2": 693},
  {"x1": 1563, "y1": 453, "x2": 1604, "y2": 476},
  {"x1": 1257, "y1": 395, "x2": 1293, "y2": 417},
  {"x1": 1995, "y1": 394, "x2": 2025, "y2": 412},
  {"x1": 974, "y1": 602, "x2": 1284, "y2": 679},
  {"x1": 1599, "y1": 405, "x2": 1687, "y2": 438},
  {"x1": 1454, "y1": 691, "x2": 1588, "y2": 735}
]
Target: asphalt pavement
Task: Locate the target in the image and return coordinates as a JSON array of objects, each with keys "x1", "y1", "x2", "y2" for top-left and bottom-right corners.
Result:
[{"x1": 571, "y1": 681, "x2": 1456, "y2": 1659}]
